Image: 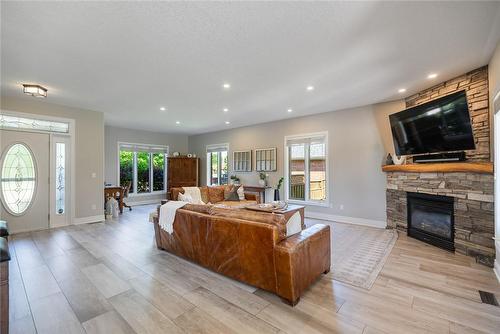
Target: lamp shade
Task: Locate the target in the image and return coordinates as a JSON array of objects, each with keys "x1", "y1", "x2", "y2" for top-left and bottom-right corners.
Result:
[{"x1": 22, "y1": 84, "x2": 47, "y2": 98}]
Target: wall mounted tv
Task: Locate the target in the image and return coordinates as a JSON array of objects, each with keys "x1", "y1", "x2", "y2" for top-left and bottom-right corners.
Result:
[{"x1": 390, "y1": 90, "x2": 475, "y2": 156}]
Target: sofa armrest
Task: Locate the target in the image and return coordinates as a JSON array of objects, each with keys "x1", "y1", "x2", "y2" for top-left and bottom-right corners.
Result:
[
  {"x1": 244, "y1": 192, "x2": 260, "y2": 203},
  {"x1": 274, "y1": 224, "x2": 330, "y2": 305}
]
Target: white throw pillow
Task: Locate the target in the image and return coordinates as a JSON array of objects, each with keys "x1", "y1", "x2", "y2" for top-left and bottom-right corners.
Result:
[
  {"x1": 286, "y1": 212, "x2": 302, "y2": 237},
  {"x1": 178, "y1": 193, "x2": 194, "y2": 203},
  {"x1": 237, "y1": 186, "x2": 245, "y2": 200}
]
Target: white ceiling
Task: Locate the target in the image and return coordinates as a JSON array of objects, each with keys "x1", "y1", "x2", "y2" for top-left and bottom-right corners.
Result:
[{"x1": 1, "y1": 1, "x2": 500, "y2": 135}]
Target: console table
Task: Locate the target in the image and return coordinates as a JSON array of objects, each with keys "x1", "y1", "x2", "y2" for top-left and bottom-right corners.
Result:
[{"x1": 243, "y1": 185, "x2": 273, "y2": 203}]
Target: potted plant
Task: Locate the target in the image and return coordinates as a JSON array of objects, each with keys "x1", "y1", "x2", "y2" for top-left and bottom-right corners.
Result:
[
  {"x1": 274, "y1": 177, "x2": 284, "y2": 201},
  {"x1": 230, "y1": 175, "x2": 240, "y2": 185},
  {"x1": 258, "y1": 172, "x2": 268, "y2": 187}
]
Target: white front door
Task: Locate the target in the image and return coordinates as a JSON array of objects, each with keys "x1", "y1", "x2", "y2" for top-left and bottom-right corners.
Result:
[{"x1": 0, "y1": 130, "x2": 50, "y2": 233}]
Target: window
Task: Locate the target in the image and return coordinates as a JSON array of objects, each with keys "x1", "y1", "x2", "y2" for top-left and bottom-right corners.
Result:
[
  {"x1": 55, "y1": 142, "x2": 65, "y2": 214},
  {"x1": 1, "y1": 143, "x2": 36, "y2": 215},
  {"x1": 0, "y1": 114, "x2": 69, "y2": 133},
  {"x1": 285, "y1": 132, "x2": 328, "y2": 205},
  {"x1": 206, "y1": 144, "x2": 229, "y2": 186},
  {"x1": 118, "y1": 143, "x2": 168, "y2": 194}
]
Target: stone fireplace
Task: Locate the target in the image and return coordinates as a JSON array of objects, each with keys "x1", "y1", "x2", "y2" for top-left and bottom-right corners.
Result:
[
  {"x1": 385, "y1": 165, "x2": 494, "y2": 266},
  {"x1": 383, "y1": 66, "x2": 495, "y2": 267}
]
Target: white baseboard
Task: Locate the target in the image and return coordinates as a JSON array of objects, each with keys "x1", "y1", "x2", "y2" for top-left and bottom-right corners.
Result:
[
  {"x1": 73, "y1": 214, "x2": 105, "y2": 225},
  {"x1": 494, "y1": 239, "x2": 500, "y2": 283},
  {"x1": 494, "y1": 260, "x2": 500, "y2": 284},
  {"x1": 305, "y1": 211, "x2": 387, "y2": 229},
  {"x1": 126, "y1": 199, "x2": 162, "y2": 206}
]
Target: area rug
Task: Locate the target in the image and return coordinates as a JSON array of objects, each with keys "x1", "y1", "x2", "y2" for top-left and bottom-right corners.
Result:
[{"x1": 330, "y1": 223, "x2": 398, "y2": 289}]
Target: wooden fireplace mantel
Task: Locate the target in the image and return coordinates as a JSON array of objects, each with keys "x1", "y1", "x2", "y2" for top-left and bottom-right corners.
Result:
[{"x1": 381, "y1": 162, "x2": 493, "y2": 174}]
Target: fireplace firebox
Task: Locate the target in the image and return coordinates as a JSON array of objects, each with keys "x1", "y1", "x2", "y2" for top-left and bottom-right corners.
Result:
[{"x1": 407, "y1": 192, "x2": 454, "y2": 251}]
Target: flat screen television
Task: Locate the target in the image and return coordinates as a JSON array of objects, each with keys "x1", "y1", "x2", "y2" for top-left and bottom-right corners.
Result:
[{"x1": 389, "y1": 90, "x2": 475, "y2": 156}]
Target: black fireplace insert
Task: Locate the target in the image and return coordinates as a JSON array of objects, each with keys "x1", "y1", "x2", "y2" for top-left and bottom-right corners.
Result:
[{"x1": 407, "y1": 192, "x2": 454, "y2": 251}]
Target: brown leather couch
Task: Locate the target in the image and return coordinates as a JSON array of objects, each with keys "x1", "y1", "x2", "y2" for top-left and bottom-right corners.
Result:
[
  {"x1": 153, "y1": 195, "x2": 331, "y2": 305},
  {"x1": 170, "y1": 185, "x2": 260, "y2": 207}
]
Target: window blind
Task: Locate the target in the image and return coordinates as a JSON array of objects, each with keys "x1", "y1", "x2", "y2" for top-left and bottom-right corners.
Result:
[
  {"x1": 119, "y1": 143, "x2": 168, "y2": 154},
  {"x1": 206, "y1": 143, "x2": 229, "y2": 153},
  {"x1": 285, "y1": 134, "x2": 326, "y2": 146}
]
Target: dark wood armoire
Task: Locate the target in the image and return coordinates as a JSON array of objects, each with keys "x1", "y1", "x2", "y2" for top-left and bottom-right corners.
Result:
[{"x1": 167, "y1": 157, "x2": 199, "y2": 199}]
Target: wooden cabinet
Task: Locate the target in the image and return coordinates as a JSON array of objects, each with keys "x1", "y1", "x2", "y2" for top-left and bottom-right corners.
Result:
[{"x1": 167, "y1": 157, "x2": 199, "y2": 198}]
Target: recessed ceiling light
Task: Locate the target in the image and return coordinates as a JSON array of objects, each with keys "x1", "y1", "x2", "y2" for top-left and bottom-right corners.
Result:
[
  {"x1": 427, "y1": 73, "x2": 437, "y2": 79},
  {"x1": 160, "y1": 107, "x2": 166, "y2": 111},
  {"x1": 306, "y1": 85, "x2": 314, "y2": 91},
  {"x1": 225, "y1": 121, "x2": 230, "y2": 125},
  {"x1": 398, "y1": 88, "x2": 406, "y2": 93},
  {"x1": 23, "y1": 84, "x2": 47, "y2": 98},
  {"x1": 223, "y1": 108, "x2": 229, "y2": 112},
  {"x1": 223, "y1": 83, "x2": 231, "y2": 89},
  {"x1": 287, "y1": 108, "x2": 293, "y2": 113},
  {"x1": 175, "y1": 121, "x2": 180, "y2": 125}
]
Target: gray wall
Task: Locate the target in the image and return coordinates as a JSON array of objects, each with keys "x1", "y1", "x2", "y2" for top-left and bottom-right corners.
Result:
[
  {"x1": 189, "y1": 104, "x2": 393, "y2": 225},
  {"x1": 105, "y1": 125, "x2": 189, "y2": 204},
  {"x1": 1, "y1": 96, "x2": 104, "y2": 220}
]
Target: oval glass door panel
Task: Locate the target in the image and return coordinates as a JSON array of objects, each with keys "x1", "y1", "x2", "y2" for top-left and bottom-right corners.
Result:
[{"x1": 1, "y1": 143, "x2": 36, "y2": 215}]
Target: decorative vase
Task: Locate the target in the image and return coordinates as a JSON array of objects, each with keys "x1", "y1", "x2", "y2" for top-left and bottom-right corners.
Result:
[
  {"x1": 258, "y1": 179, "x2": 266, "y2": 187},
  {"x1": 391, "y1": 154, "x2": 406, "y2": 165},
  {"x1": 274, "y1": 189, "x2": 280, "y2": 201}
]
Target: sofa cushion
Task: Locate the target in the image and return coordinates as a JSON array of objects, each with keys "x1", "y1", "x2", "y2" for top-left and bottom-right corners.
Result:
[
  {"x1": 182, "y1": 203, "x2": 213, "y2": 215},
  {"x1": 178, "y1": 192, "x2": 193, "y2": 203},
  {"x1": 210, "y1": 207, "x2": 287, "y2": 240},
  {"x1": 208, "y1": 186, "x2": 225, "y2": 203},
  {"x1": 200, "y1": 186, "x2": 209, "y2": 204},
  {"x1": 224, "y1": 185, "x2": 240, "y2": 201}
]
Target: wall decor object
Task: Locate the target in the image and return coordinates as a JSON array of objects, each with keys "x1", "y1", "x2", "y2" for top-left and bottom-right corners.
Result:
[
  {"x1": 391, "y1": 153, "x2": 406, "y2": 165},
  {"x1": 172, "y1": 152, "x2": 180, "y2": 157},
  {"x1": 255, "y1": 148, "x2": 277, "y2": 172},
  {"x1": 233, "y1": 150, "x2": 252, "y2": 172},
  {"x1": 187, "y1": 154, "x2": 193, "y2": 158}
]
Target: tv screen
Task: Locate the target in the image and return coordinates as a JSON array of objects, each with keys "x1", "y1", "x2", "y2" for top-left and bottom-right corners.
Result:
[{"x1": 389, "y1": 90, "x2": 475, "y2": 156}]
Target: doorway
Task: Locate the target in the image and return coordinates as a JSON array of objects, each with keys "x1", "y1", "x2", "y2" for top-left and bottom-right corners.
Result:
[{"x1": 0, "y1": 114, "x2": 74, "y2": 233}]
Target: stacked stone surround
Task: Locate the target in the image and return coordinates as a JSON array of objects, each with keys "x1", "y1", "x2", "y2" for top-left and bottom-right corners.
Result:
[
  {"x1": 405, "y1": 66, "x2": 490, "y2": 161},
  {"x1": 386, "y1": 171, "x2": 494, "y2": 266}
]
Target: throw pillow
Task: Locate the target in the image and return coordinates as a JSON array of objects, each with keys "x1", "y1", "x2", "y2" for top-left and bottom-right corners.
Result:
[
  {"x1": 178, "y1": 192, "x2": 194, "y2": 203},
  {"x1": 224, "y1": 185, "x2": 240, "y2": 201},
  {"x1": 237, "y1": 186, "x2": 245, "y2": 200}
]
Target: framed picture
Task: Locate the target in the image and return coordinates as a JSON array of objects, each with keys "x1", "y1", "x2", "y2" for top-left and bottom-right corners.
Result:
[
  {"x1": 233, "y1": 150, "x2": 252, "y2": 172},
  {"x1": 255, "y1": 148, "x2": 277, "y2": 172}
]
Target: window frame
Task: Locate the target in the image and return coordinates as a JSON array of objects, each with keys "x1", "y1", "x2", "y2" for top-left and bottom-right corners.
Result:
[
  {"x1": 284, "y1": 131, "x2": 329, "y2": 207},
  {"x1": 117, "y1": 142, "x2": 168, "y2": 197},
  {"x1": 206, "y1": 143, "x2": 229, "y2": 186}
]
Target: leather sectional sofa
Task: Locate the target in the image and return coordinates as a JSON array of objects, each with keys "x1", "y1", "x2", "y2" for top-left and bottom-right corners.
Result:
[{"x1": 153, "y1": 186, "x2": 331, "y2": 305}]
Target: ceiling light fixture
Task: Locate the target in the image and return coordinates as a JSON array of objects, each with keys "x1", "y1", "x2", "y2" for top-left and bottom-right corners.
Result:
[
  {"x1": 160, "y1": 107, "x2": 166, "y2": 111},
  {"x1": 398, "y1": 88, "x2": 406, "y2": 93},
  {"x1": 427, "y1": 73, "x2": 437, "y2": 79},
  {"x1": 223, "y1": 83, "x2": 231, "y2": 89},
  {"x1": 175, "y1": 121, "x2": 180, "y2": 125},
  {"x1": 225, "y1": 121, "x2": 230, "y2": 125},
  {"x1": 223, "y1": 108, "x2": 229, "y2": 112},
  {"x1": 306, "y1": 85, "x2": 314, "y2": 91},
  {"x1": 287, "y1": 108, "x2": 293, "y2": 113},
  {"x1": 22, "y1": 84, "x2": 47, "y2": 98}
]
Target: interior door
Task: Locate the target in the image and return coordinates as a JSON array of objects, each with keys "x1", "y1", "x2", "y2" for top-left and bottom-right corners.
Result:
[{"x1": 0, "y1": 130, "x2": 49, "y2": 233}]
